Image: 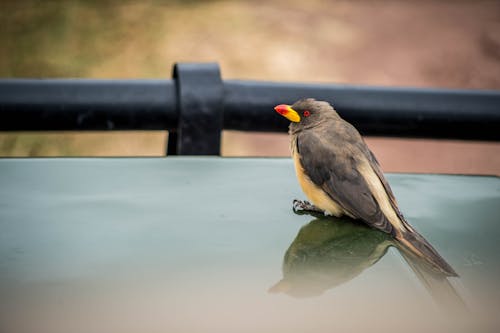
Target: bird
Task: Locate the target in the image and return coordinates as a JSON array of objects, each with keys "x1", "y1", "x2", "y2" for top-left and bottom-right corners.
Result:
[{"x1": 274, "y1": 98, "x2": 458, "y2": 277}]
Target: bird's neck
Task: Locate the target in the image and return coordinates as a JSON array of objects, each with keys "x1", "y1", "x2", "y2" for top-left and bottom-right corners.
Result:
[{"x1": 289, "y1": 119, "x2": 331, "y2": 135}]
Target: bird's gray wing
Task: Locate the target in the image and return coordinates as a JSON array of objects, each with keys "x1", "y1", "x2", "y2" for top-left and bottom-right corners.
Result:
[
  {"x1": 297, "y1": 130, "x2": 394, "y2": 235},
  {"x1": 366, "y1": 149, "x2": 407, "y2": 223}
]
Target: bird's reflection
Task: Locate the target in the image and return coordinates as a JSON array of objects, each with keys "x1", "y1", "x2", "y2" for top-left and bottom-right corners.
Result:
[
  {"x1": 270, "y1": 215, "x2": 465, "y2": 311},
  {"x1": 270, "y1": 216, "x2": 392, "y2": 297}
]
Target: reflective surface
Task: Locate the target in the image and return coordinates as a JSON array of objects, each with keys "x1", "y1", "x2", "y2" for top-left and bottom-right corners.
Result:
[
  {"x1": 270, "y1": 216, "x2": 394, "y2": 298},
  {"x1": 271, "y1": 215, "x2": 467, "y2": 313},
  {"x1": 0, "y1": 157, "x2": 499, "y2": 332}
]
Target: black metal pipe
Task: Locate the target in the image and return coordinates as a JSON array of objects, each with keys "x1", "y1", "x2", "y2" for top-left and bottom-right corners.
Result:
[
  {"x1": 0, "y1": 74, "x2": 499, "y2": 141},
  {"x1": 0, "y1": 79, "x2": 177, "y2": 131},
  {"x1": 223, "y1": 80, "x2": 500, "y2": 140}
]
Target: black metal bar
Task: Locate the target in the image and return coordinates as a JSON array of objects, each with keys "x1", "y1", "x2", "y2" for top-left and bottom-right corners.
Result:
[
  {"x1": 0, "y1": 63, "x2": 499, "y2": 151},
  {"x1": 0, "y1": 79, "x2": 177, "y2": 130},
  {"x1": 223, "y1": 80, "x2": 500, "y2": 141}
]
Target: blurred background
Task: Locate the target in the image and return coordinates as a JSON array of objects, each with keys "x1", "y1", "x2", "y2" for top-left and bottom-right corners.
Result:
[{"x1": 1, "y1": 0, "x2": 499, "y2": 174}]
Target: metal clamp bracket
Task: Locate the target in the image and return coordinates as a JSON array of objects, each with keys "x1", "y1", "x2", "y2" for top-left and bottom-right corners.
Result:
[{"x1": 167, "y1": 63, "x2": 224, "y2": 155}]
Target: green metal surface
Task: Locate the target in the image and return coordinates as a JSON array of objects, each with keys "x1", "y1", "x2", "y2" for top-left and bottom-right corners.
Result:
[{"x1": 0, "y1": 157, "x2": 499, "y2": 332}]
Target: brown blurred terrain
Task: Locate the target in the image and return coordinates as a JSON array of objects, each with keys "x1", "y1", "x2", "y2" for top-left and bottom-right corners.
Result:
[{"x1": 1, "y1": 0, "x2": 499, "y2": 174}]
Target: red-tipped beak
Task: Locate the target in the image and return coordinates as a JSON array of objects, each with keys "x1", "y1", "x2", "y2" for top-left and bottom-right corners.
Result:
[{"x1": 274, "y1": 104, "x2": 301, "y2": 123}]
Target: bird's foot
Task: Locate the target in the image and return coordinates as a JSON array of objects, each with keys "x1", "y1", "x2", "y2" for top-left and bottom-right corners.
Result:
[{"x1": 292, "y1": 199, "x2": 324, "y2": 215}]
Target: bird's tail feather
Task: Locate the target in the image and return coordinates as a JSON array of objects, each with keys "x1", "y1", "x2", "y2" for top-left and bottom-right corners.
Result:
[
  {"x1": 397, "y1": 248, "x2": 466, "y2": 313},
  {"x1": 395, "y1": 223, "x2": 458, "y2": 277}
]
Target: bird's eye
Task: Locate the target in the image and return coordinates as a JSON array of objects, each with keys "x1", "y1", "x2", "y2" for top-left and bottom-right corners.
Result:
[{"x1": 303, "y1": 110, "x2": 311, "y2": 117}]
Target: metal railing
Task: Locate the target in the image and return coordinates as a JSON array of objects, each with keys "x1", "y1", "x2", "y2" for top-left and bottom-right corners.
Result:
[{"x1": 1, "y1": 62, "x2": 499, "y2": 155}]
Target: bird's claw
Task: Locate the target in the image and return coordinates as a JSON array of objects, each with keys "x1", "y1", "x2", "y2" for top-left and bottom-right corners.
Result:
[{"x1": 293, "y1": 199, "x2": 323, "y2": 215}]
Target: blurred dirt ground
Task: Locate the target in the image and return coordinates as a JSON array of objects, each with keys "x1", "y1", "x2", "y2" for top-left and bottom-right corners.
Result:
[{"x1": 1, "y1": 0, "x2": 499, "y2": 174}]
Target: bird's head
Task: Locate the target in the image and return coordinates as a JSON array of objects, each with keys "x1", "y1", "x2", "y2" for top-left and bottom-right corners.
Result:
[{"x1": 274, "y1": 98, "x2": 339, "y2": 130}]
